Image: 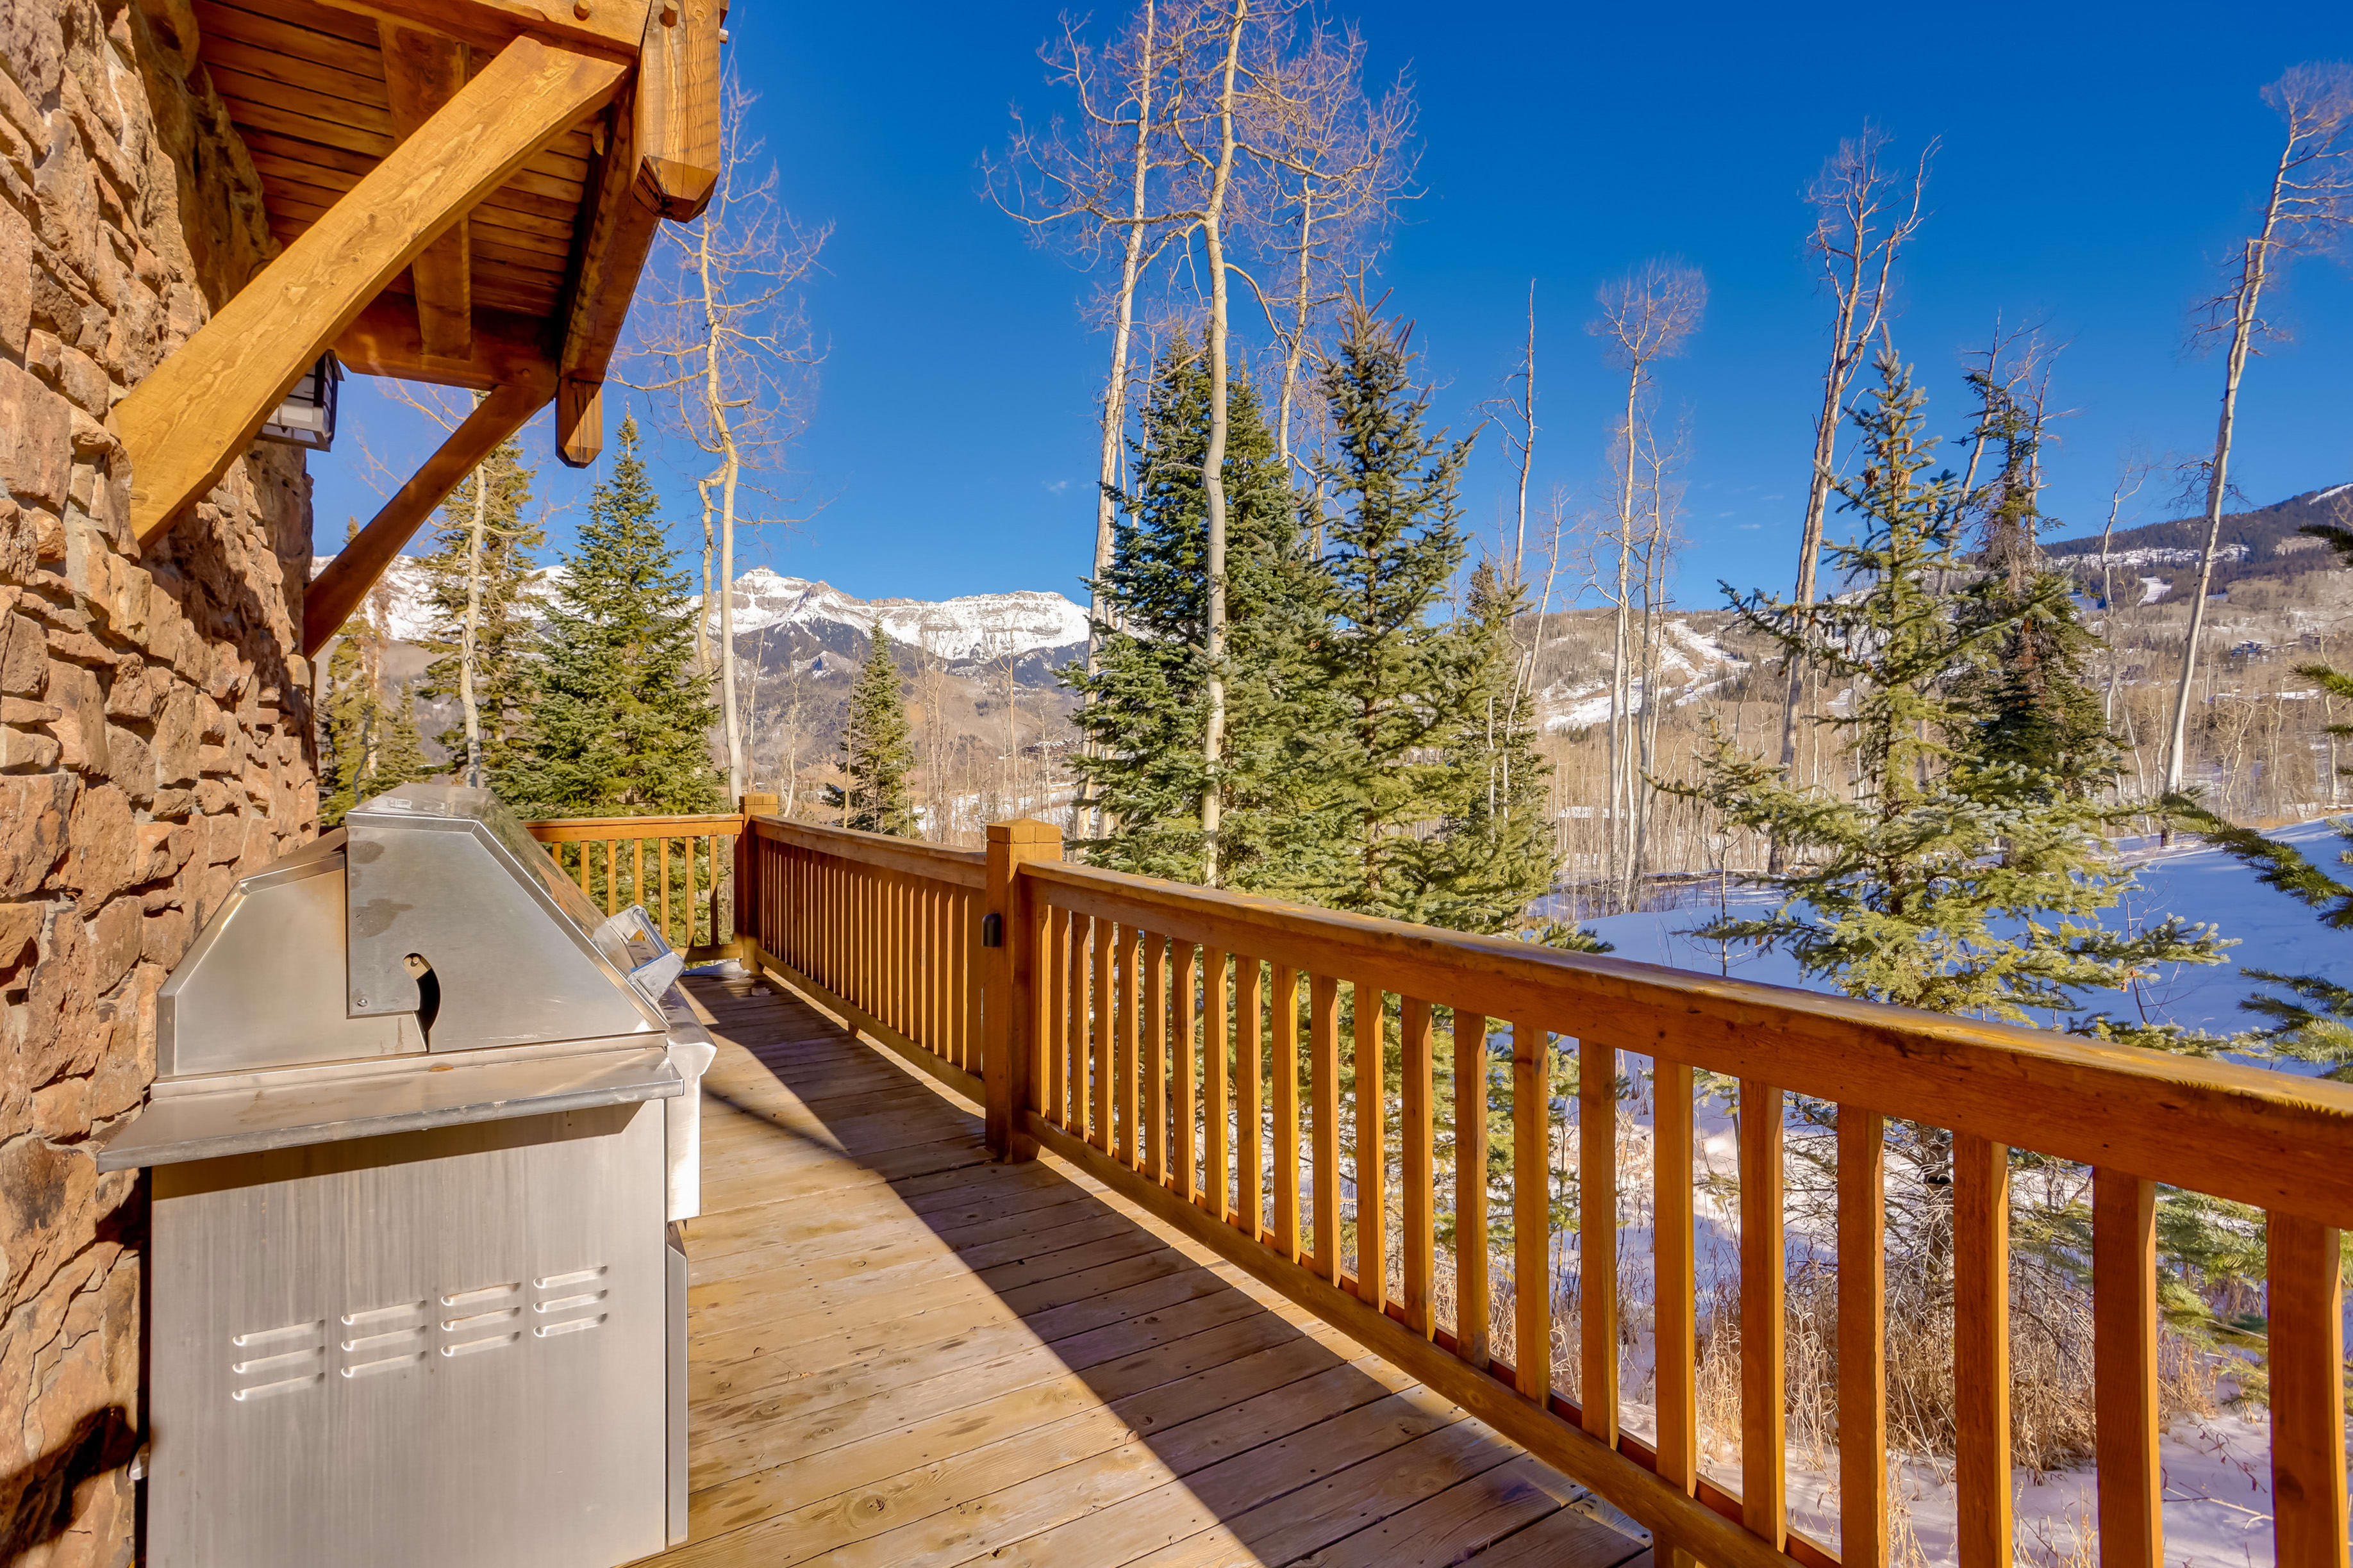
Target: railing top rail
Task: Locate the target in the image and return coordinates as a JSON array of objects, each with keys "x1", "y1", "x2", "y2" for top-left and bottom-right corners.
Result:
[
  {"x1": 1021, "y1": 857, "x2": 2353, "y2": 1227},
  {"x1": 521, "y1": 813, "x2": 747, "y2": 841},
  {"x1": 750, "y1": 814, "x2": 987, "y2": 887}
]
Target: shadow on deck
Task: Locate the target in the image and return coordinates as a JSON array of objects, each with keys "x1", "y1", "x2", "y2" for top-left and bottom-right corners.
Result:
[{"x1": 645, "y1": 973, "x2": 1652, "y2": 1568}]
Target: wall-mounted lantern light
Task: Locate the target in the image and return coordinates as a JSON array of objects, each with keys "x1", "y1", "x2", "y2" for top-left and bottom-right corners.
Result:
[{"x1": 258, "y1": 353, "x2": 344, "y2": 451}]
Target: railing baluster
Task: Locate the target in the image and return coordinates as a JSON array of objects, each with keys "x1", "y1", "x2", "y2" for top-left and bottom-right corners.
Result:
[
  {"x1": 1954, "y1": 1132, "x2": 2011, "y2": 1568},
  {"x1": 1236, "y1": 957, "x2": 1264, "y2": 1239},
  {"x1": 1204, "y1": 950, "x2": 1223, "y2": 1222},
  {"x1": 1272, "y1": 964, "x2": 1301, "y2": 1262},
  {"x1": 1310, "y1": 973, "x2": 1340, "y2": 1283},
  {"x1": 1090, "y1": 916, "x2": 1111, "y2": 1153},
  {"x1": 1579, "y1": 1035, "x2": 1617, "y2": 1440},
  {"x1": 1513, "y1": 1019, "x2": 1550, "y2": 1402},
  {"x1": 1045, "y1": 905, "x2": 1069, "y2": 1127},
  {"x1": 1356, "y1": 980, "x2": 1388, "y2": 1314},
  {"x1": 1077, "y1": 907, "x2": 1092, "y2": 1142},
  {"x1": 604, "y1": 840, "x2": 618, "y2": 915},
  {"x1": 1401, "y1": 997, "x2": 1434, "y2": 1339},
  {"x1": 2268, "y1": 1209, "x2": 2349, "y2": 1568},
  {"x1": 1838, "y1": 1105, "x2": 1888, "y2": 1568},
  {"x1": 2091, "y1": 1167, "x2": 2158, "y2": 1568},
  {"x1": 1457, "y1": 1013, "x2": 1490, "y2": 1371},
  {"x1": 1740, "y1": 1079, "x2": 1788, "y2": 1548},
  {"x1": 1113, "y1": 923, "x2": 1136, "y2": 1168},
  {"x1": 1654, "y1": 1059, "x2": 1695, "y2": 1503},
  {"x1": 964, "y1": 887, "x2": 983, "y2": 1073},
  {"x1": 1142, "y1": 932, "x2": 1167, "y2": 1185},
  {"x1": 576, "y1": 841, "x2": 591, "y2": 897},
  {"x1": 1175, "y1": 943, "x2": 1201, "y2": 1205},
  {"x1": 658, "y1": 839, "x2": 672, "y2": 944}
]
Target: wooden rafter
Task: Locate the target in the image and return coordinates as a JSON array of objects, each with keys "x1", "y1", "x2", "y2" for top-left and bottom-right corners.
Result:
[
  {"x1": 335, "y1": 294, "x2": 556, "y2": 394},
  {"x1": 303, "y1": 382, "x2": 548, "y2": 657},
  {"x1": 377, "y1": 22, "x2": 472, "y2": 358},
  {"x1": 121, "y1": 35, "x2": 626, "y2": 545},
  {"x1": 312, "y1": 0, "x2": 653, "y2": 62}
]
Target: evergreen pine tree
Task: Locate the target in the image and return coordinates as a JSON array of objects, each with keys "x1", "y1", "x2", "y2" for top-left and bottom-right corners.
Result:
[
  {"x1": 1420, "y1": 561, "x2": 1568, "y2": 935},
  {"x1": 417, "y1": 429, "x2": 545, "y2": 789},
  {"x1": 828, "y1": 623, "x2": 919, "y2": 836},
  {"x1": 1950, "y1": 374, "x2": 2113, "y2": 794},
  {"x1": 1678, "y1": 353, "x2": 2225, "y2": 1027},
  {"x1": 373, "y1": 680, "x2": 431, "y2": 791},
  {"x1": 1295, "y1": 306, "x2": 1484, "y2": 924},
  {"x1": 1065, "y1": 338, "x2": 1339, "y2": 889},
  {"x1": 507, "y1": 418, "x2": 721, "y2": 817},
  {"x1": 320, "y1": 524, "x2": 435, "y2": 826}
]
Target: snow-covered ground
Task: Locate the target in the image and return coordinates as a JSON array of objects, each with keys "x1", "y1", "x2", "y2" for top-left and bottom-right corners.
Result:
[
  {"x1": 1584, "y1": 815, "x2": 2353, "y2": 1036},
  {"x1": 1570, "y1": 820, "x2": 2351, "y2": 1564}
]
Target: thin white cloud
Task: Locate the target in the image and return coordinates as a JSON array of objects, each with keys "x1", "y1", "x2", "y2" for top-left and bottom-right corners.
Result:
[{"x1": 1043, "y1": 479, "x2": 1072, "y2": 495}]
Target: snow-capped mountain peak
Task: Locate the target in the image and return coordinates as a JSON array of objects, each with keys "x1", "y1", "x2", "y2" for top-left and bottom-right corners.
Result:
[
  {"x1": 720, "y1": 567, "x2": 1088, "y2": 661},
  {"x1": 311, "y1": 555, "x2": 1088, "y2": 661}
]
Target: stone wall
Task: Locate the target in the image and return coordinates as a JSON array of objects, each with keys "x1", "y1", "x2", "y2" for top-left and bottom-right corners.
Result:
[{"x1": 0, "y1": 0, "x2": 314, "y2": 1559}]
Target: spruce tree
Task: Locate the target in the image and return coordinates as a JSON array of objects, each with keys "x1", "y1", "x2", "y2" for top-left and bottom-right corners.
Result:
[
  {"x1": 1678, "y1": 354, "x2": 2225, "y2": 1027},
  {"x1": 320, "y1": 524, "x2": 434, "y2": 827},
  {"x1": 829, "y1": 623, "x2": 919, "y2": 836},
  {"x1": 1065, "y1": 338, "x2": 1339, "y2": 889},
  {"x1": 508, "y1": 418, "x2": 721, "y2": 818},
  {"x1": 1295, "y1": 306, "x2": 1483, "y2": 924},
  {"x1": 417, "y1": 428, "x2": 545, "y2": 789},
  {"x1": 1950, "y1": 374, "x2": 2113, "y2": 794},
  {"x1": 1420, "y1": 561, "x2": 1567, "y2": 935}
]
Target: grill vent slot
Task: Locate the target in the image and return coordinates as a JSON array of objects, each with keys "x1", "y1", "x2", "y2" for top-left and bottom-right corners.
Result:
[{"x1": 228, "y1": 1321, "x2": 325, "y2": 1404}]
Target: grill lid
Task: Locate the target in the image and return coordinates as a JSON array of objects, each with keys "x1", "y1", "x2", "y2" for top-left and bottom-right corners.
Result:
[{"x1": 108, "y1": 784, "x2": 703, "y2": 1171}]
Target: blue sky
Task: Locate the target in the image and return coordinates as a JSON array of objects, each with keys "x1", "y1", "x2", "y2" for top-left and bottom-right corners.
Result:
[{"x1": 315, "y1": 1, "x2": 2353, "y2": 609}]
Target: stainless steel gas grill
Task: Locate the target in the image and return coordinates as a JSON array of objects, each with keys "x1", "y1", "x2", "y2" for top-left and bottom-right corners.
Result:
[{"x1": 99, "y1": 782, "x2": 716, "y2": 1568}]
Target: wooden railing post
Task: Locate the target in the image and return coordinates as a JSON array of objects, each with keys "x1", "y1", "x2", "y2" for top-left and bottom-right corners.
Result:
[
  {"x1": 984, "y1": 818, "x2": 1063, "y2": 1162},
  {"x1": 735, "y1": 792, "x2": 777, "y2": 962}
]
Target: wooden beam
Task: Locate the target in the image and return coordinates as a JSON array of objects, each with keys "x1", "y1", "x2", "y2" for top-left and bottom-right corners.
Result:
[
  {"x1": 548, "y1": 0, "x2": 721, "y2": 466},
  {"x1": 556, "y1": 375, "x2": 606, "y2": 467},
  {"x1": 303, "y1": 383, "x2": 547, "y2": 657},
  {"x1": 549, "y1": 90, "x2": 657, "y2": 468},
  {"x1": 378, "y1": 22, "x2": 472, "y2": 358},
  {"x1": 312, "y1": 0, "x2": 653, "y2": 62},
  {"x1": 120, "y1": 37, "x2": 625, "y2": 547},
  {"x1": 635, "y1": 0, "x2": 722, "y2": 219},
  {"x1": 335, "y1": 294, "x2": 556, "y2": 393}
]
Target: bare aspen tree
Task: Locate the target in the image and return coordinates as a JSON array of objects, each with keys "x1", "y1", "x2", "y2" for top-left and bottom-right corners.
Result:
[
  {"x1": 1777, "y1": 128, "x2": 1933, "y2": 777},
  {"x1": 2164, "y1": 63, "x2": 2353, "y2": 793},
  {"x1": 631, "y1": 70, "x2": 829, "y2": 799},
  {"x1": 990, "y1": 2, "x2": 1213, "y2": 834},
  {"x1": 382, "y1": 384, "x2": 537, "y2": 789},
  {"x1": 1589, "y1": 259, "x2": 1704, "y2": 909},
  {"x1": 2099, "y1": 454, "x2": 2151, "y2": 732},
  {"x1": 1233, "y1": 17, "x2": 1416, "y2": 468},
  {"x1": 1506, "y1": 283, "x2": 1536, "y2": 579},
  {"x1": 1629, "y1": 415, "x2": 1688, "y2": 900},
  {"x1": 1191, "y1": 0, "x2": 1251, "y2": 886}
]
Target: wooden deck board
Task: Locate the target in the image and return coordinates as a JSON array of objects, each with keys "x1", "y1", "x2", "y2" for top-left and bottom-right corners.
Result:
[{"x1": 644, "y1": 973, "x2": 1645, "y2": 1568}]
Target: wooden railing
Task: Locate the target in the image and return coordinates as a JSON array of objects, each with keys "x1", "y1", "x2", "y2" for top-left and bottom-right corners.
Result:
[
  {"x1": 737, "y1": 813, "x2": 990, "y2": 1096},
  {"x1": 736, "y1": 813, "x2": 2353, "y2": 1568},
  {"x1": 521, "y1": 807, "x2": 755, "y2": 959}
]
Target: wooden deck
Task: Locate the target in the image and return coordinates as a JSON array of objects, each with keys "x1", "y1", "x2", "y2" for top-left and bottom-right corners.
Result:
[{"x1": 649, "y1": 973, "x2": 1652, "y2": 1568}]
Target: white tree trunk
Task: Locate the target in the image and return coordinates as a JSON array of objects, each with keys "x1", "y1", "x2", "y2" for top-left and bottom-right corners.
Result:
[
  {"x1": 2166, "y1": 235, "x2": 2275, "y2": 795},
  {"x1": 459, "y1": 456, "x2": 488, "y2": 787},
  {"x1": 1197, "y1": 0, "x2": 1247, "y2": 887}
]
